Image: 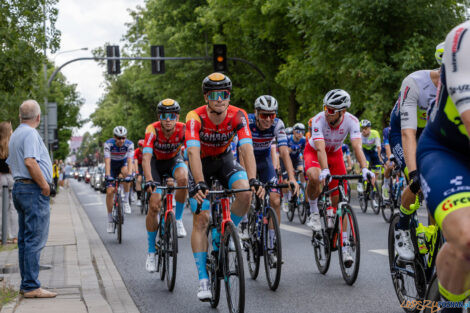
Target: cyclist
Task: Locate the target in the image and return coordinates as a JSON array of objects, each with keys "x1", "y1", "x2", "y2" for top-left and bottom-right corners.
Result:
[
  {"x1": 247, "y1": 95, "x2": 299, "y2": 246},
  {"x1": 134, "y1": 139, "x2": 144, "y2": 206},
  {"x1": 342, "y1": 144, "x2": 353, "y2": 173},
  {"x1": 360, "y1": 119, "x2": 383, "y2": 208},
  {"x1": 390, "y1": 49, "x2": 440, "y2": 261},
  {"x1": 304, "y1": 89, "x2": 374, "y2": 266},
  {"x1": 185, "y1": 73, "x2": 264, "y2": 301},
  {"x1": 381, "y1": 126, "x2": 394, "y2": 200},
  {"x1": 417, "y1": 25, "x2": 470, "y2": 311},
  {"x1": 104, "y1": 126, "x2": 134, "y2": 233},
  {"x1": 142, "y1": 99, "x2": 189, "y2": 273}
]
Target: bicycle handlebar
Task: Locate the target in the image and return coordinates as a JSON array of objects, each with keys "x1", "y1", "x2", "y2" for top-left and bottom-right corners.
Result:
[{"x1": 194, "y1": 188, "x2": 252, "y2": 215}]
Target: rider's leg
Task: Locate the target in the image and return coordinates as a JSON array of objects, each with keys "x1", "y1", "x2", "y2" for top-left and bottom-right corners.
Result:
[
  {"x1": 136, "y1": 174, "x2": 142, "y2": 199},
  {"x1": 121, "y1": 166, "x2": 131, "y2": 203},
  {"x1": 106, "y1": 186, "x2": 114, "y2": 222},
  {"x1": 306, "y1": 167, "x2": 321, "y2": 214},
  {"x1": 190, "y1": 202, "x2": 210, "y2": 281},
  {"x1": 396, "y1": 185, "x2": 418, "y2": 230},
  {"x1": 173, "y1": 166, "x2": 188, "y2": 222},
  {"x1": 230, "y1": 177, "x2": 251, "y2": 227},
  {"x1": 146, "y1": 192, "x2": 162, "y2": 253}
]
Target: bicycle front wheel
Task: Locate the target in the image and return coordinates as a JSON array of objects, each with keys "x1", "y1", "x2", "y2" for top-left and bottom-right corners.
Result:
[
  {"x1": 338, "y1": 204, "x2": 361, "y2": 285},
  {"x1": 263, "y1": 207, "x2": 282, "y2": 291},
  {"x1": 245, "y1": 210, "x2": 260, "y2": 280},
  {"x1": 298, "y1": 185, "x2": 308, "y2": 224},
  {"x1": 165, "y1": 211, "x2": 178, "y2": 291},
  {"x1": 117, "y1": 195, "x2": 122, "y2": 244},
  {"x1": 206, "y1": 225, "x2": 221, "y2": 308},
  {"x1": 222, "y1": 222, "x2": 245, "y2": 313},
  {"x1": 372, "y1": 181, "x2": 381, "y2": 215},
  {"x1": 312, "y1": 208, "x2": 331, "y2": 274}
]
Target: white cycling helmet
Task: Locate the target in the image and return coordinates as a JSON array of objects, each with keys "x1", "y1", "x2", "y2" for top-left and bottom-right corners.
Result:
[
  {"x1": 323, "y1": 89, "x2": 351, "y2": 110},
  {"x1": 435, "y1": 42, "x2": 445, "y2": 66},
  {"x1": 113, "y1": 126, "x2": 127, "y2": 137},
  {"x1": 293, "y1": 123, "x2": 306, "y2": 131},
  {"x1": 360, "y1": 119, "x2": 371, "y2": 128},
  {"x1": 254, "y1": 95, "x2": 278, "y2": 112}
]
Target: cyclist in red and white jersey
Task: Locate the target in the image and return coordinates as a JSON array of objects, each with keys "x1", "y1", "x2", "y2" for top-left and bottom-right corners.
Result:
[{"x1": 304, "y1": 89, "x2": 374, "y2": 266}]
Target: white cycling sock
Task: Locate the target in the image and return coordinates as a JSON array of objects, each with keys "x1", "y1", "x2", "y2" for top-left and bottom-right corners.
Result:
[
  {"x1": 309, "y1": 199, "x2": 318, "y2": 214},
  {"x1": 268, "y1": 229, "x2": 275, "y2": 249},
  {"x1": 124, "y1": 191, "x2": 130, "y2": 202},
  {"x1": 384, "y1": 177, "x2": 390, "y2": 188},
  {"x1": 242, "y1": 214, "x2": 248, "y2": 223},
  {"x1": 108, "y1": 213, "x2": 113, "y2": 222}
]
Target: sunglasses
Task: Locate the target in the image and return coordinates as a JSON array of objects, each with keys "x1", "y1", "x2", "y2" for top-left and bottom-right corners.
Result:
[
  {"x1": 207, "y1": 90, "x2": 230, "y2": 101},
  {"x1": 159, "y1": 113, "x2": 178, "y2": 121},
  {"x1": 259, "y1": 112, "x2": 276, "y2": 120},
  {"x1": 324, "y1": 106, "x2": 342, "y2": 115},
  {"x1": 295, "y1": 130, "x2": 305, "y2": 134},
  {"x1": 115, "y1": 136, "x2": 126, "y2": 140}
]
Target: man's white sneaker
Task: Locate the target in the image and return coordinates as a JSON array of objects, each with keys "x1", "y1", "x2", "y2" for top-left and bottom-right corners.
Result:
[
  {"x1": 306, "y1": 213, "x2": 321, "y2": 232},
  {"x1": 372, "y1": 199, "x2": 378, "y2": 209},
  {"x1": 124, "y1": 202, "x2": 132, "y2": 214},
  {"x1": 136, "y1": 199, "x2": 142, "y2": 206},
  {"x1": 394, "y1": 228, "x2": 415, "y2": 261},
  {"x1": 197, "y1": 279, "x2": 211, "y2": 301},
  {"x1": 342, "y1": 242, "x2": 354, "y2": 268},
  {"x1": 176, "y1": 220, "x2": 187, "y2": 238},
  {"x1": 146, "y1": 253, "x2": 156, "y2": 273},
  {"x1": 131, "y1": 192, "x2": 136, "y2": 202},
  {"x1": 107, "y1": 222, "x2": 114, "y2": 233},
  {"x1": 281, "y1": 201, "x2": 289, "y2": 213}
]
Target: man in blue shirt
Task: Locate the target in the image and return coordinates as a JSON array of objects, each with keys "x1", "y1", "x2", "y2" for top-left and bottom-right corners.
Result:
[{"x1": 7, "y1": 99, "x2": 57, "y2": 298}]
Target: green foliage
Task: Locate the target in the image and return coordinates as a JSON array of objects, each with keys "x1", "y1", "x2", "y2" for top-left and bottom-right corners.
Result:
[{"x1": 92, "y1": 0, "x2": 467, "y2": 140}]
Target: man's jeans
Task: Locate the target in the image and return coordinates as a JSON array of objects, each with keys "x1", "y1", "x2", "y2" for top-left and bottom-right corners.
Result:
[{"x1": 12, "y1": 182, "x2": 50, "y2": 291}]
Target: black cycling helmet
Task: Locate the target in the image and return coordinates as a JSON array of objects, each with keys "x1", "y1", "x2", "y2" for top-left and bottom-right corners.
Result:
[
  {"x1": 157, "y1": 98, "x2": 180, "y2": 114},
  {"x1": 202, "y1": 72, "x2": 232, "y2": 94}
]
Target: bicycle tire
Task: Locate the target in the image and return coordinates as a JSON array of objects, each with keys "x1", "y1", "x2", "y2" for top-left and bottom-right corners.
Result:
[
  {"x1": 165, "y1": 211, "x2": 178, "y2": 291},
  {"x1": 358, "y1": 185, "x2": 367, "y2": 213},
  {"x1": 381, "y1": 200, "x2": 394, "y2": 223},
  {"x1": 298, "y1": 185, "x2": 308, "y2": 224},
  {"x1": 372, "y1": 181, "x2": 381, "y2": 215},
  {"x1": 158, "y1": 216, "x2": 166, "y2": 281},
  {"x1": 263, "y1": 206, "x2": 282, "y2": 291},
  {"x1": 338, "y1": 204, "x2": 361, "y2": 285},
  {"x1": 222, "y1": 222, "x2": 245, "y2": 313},
  {"x1": 206, "y1": 225, "x2": 221, "y2": 308},
  {"x1": 312, "y1": 207, "x2": 331, "y2": 274},
  {"x1": 423, "y1": 274, "x2": 440, "y2": 313},
  {"x1": 117, "y1": 194, "x2": 122, "y2": 244},
  {"x1": 286, "y1": 195, "x2": 294, "y2": 222},
  {"x1": 245, "y1": 210, "x2": 260, "y2": 280},
  {"x1": 346, "y1": 181, "x2": 351, "y2": 204}
]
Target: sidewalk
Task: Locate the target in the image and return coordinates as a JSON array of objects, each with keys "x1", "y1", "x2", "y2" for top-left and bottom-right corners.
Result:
[{"x1": 0, "y1": 188, "x2": 139, "y2": 313}]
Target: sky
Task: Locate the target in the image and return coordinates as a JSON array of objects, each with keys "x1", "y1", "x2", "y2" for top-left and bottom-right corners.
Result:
[{"x1": 54, "y1": 0, "x2": 144, "y2": 136}]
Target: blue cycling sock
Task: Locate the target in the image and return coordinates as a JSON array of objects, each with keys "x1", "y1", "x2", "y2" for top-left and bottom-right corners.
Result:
[
  {"x1": 193, "y1": 252, "x2": 209, "y2": 280},
  {"x1": 231, "y1": 212, "x2": 243, "y2": 228},
  {"x1": 147, "y1": 231, "x2": 157, "y2": 253},
  {"x1": 175, "y1": 201, "x2": 184, "y2": 220}
]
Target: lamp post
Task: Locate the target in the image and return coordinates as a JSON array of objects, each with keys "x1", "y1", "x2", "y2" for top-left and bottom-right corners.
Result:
[{"x1": 52, "y1": 47, "x2": 88, "y2": 63}]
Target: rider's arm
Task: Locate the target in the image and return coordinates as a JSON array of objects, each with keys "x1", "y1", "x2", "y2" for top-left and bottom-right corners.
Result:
[
  {"x1": 185, "y1": 111, "x2": 205, "y2": 183},
  {"x1": 279, "y1": 145, "x2": 295, "y2": 181},
  {"x1": 385, "y1": 144, "x2": 392, "y2": 159},
  {"x1": 142, "y1": 153, "x2": 153, "y2": 181},
  {"x1": 346, "y1": 154, "x2": 352, "y2": 169},
  {"x1": 401, "y1": 128, "x2": 417, "y2": 172},
  {"x1": 104, "y1": 158, "x2": 111, "y2": 176},
  {"x1": 351, "y1": 138, "x2": 368, "y2": 169},
  {"x1": 270, "y1": 144, "x2": 279, "y2": 170},
  {"x1": 313, "y1": 140, "x2": 328, "y2": 170},
  {"x1": 187, "y1": 146, "x2": 204, "y2": 182},
  {"x1": 103, "y1": 141, "x2": 111, "y2": 176},
  {"x1": 142, "y1": 125, "x2": 156, "y2": 181},
  {"x1": 239, "y1": 143, "x2": 257, "y2": 180}
]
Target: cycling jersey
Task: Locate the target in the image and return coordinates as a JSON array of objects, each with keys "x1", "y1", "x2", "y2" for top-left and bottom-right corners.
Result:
[
  {"x1": 287, "y1": 135, "x2": 306, "y2": 161},
  {"x1": 381, "y1": 127, "x2": 391, "y2": 161},
  {"x1": 231, "y1": 135, "x2": 239, "y2": 160},
  {"x1": 185, "y1": 105, "x2": 252, "y2": 158},
  {"x1": 361, "y1": 129, "x2": 381, "y2": 151},
  {"x1": 342, "y1": 144, "x2": 350, "y2": 165},
  {"x1": 134, "y1": 147, "x2": 143, "y2": 165},
  {"x1": 308, "y1": 111, "x2": 361, "y2": 153},
  {"x1": 143, "y1": 121, "x2": 185, "y2": 160},
  {"x1": 104, "y1": 138, "x2": 134, "y2": 163},
  {"x1": 417, "y1": 20, "x2": 470, "y2": 228}
]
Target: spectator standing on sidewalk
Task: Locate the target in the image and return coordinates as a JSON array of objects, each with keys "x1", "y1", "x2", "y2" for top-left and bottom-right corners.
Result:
[
  {"x1": 52, "y1": 159, "x2": 59, "y2": 190},
  {"x1": 0, "y1": 121, "x2": 18, "y2": 242},
  {"x1": 6, "y1": 100, "x2": 57, "y2": 298}
]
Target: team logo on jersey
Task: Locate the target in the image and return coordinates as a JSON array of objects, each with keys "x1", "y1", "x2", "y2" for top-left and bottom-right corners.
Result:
[
  {"x1": 314, "y1": 128, "x2": 319, "y2": 132},
  {"x1": 452, "y1": 27, "x2": 467, "y2": 72}
]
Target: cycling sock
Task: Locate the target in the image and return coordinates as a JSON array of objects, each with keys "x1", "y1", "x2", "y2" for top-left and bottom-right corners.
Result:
[
  {"x1": 136, "y1": 190, "x2": 142, "y2": 200},
  {"x1": 107, "y1": 213, "x2": 113, "y2": 222},
  {"x1": 309, "y1": 199, "x2": 318, "y2": 214},
  {"x1": 175, "y1": 201, "x2": 184, "y2": 220},
  {"x1": 230, "y1": 212, "x2": 243, "y2": 227},
  {"x1": 124, "y1": 191, "x2": 130, "y2": 202},
  {"x1": 147, "y1": 231, "x2": 157, "y2": 253},
  {"x1": 242, "y1": 214, "x2": 248, "y2": 223},
  {"x1": 193, "y1": 252, "x2": 209, "y2": 280},
  {"x1": 342, "y1": 232, "x2": 348, "y2": 244},
  {"x1": 268, "y1": 229, "x2": 275, "y2": 249},
  {"x1": 383, "y1": 177, "x2": 390, "y2": 188},
  {"x1": 396, "y1": 210, "x2": 411, "y2": 230}
]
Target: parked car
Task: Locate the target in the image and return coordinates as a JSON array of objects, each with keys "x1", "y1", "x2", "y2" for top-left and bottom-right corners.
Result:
[
  {"x1": 78, "y1": 167, "x2": 87, "y2": 181},
  {"x1": 73, "y1": 168, "x2": 79, "y2": 179},
  {"x1": 91, "y1": 165, "x2": 105, "y2": 191},
  {"x1": 85, "y1": 168, "x2": 94, "y2": 184}
]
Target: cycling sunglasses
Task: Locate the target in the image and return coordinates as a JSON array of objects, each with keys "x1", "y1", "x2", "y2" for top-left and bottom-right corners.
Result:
[
  {"x1": 324, "y1": 106, "x2": 342, "y2": 115},
  {"x1": 259, "y1": 112, "x2": 276, "y2": 120},
  {"x1": 115, "y1": 136, "x2": 126, "y2": 140},
  {"x1": 159, "y1": 112, "x2": 178, "y2": 121},
  {"x1": 207, "y1": 90, "x2": 230, "y2": 101},
  {"x1": 294, "y1": 130, "x2": 305, "y2": 134}
]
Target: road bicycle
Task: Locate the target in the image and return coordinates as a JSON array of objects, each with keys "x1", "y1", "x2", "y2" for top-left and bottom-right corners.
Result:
[
  {"x1": 195, "y1": 179, "x2": 250, "y2": 313},
  {"x1": 312, "y1": 174, "x2": 363, "y2": 285},
  {"x1": 110, "y1": 177, "x2": 133, "y2": 244},
  {"x1": 357, "y1": 165, "x2": 382, "y2": 215},
  {"x1": 285, "y1": 170, "x2": 308, "y2": 224},
  {"x1": 381, "y1": 164, "x2": 406, "y2": 223},
  {"x1": 245, "y1": 181, "x2": 289, "y2": 291}
]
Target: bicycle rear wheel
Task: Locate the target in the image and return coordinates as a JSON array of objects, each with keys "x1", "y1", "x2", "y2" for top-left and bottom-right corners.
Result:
[
  {"x1": 222, "y1": 222, "x2": 245, "y2": 313},
  {"x1": 298, "y1": 185, "x2": 308, "y2": 224},
  {"x1": 245, "y1": 210, "x2": 260, "y2": 280},
  {"x1": 338, "y1": 204, "x2": 361, "y2": 285},
  {"x1": 312, "y1": 208, "x2": 331, "y2": 274},
  {"x1": 165, "y1": 211, "x2": 178, "y2": 291},
  {"x1": 263, "y1": 207, "x2": 282, "y2": 291},
  {"x1": 286, "y1": 194, "x2": 294, "y2": 222},
  {"x1": 157, "y1": 217, "x2": 166, "y2": 281},
  {"x1": 358, "y1": 186, "x2": 367, "y2": 213},
  {"x1": 206, "y1": 225, "x2": 221, "y2": 308},
  {"x1": 371, "y1": 181, "x2": 381, "y2": 215}
]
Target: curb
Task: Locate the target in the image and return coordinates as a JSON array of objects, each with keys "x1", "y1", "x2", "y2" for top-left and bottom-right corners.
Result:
[{"x1": 0, "y1": 294, "x2": 20, "y2": 313}]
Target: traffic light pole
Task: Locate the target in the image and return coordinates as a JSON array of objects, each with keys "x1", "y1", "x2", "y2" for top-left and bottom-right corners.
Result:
[{"x1": 48, "y1": 56, "x2": 266, "y2": 88}]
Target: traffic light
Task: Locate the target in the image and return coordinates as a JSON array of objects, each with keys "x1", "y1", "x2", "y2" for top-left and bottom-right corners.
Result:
[
  {"x1": 213, "y1": 44, "x2": 227, "y2": 72},
  {"x1": 106, "y1": 45, "x2": 121, "y2": 75},
  {"x1": 151, "y1": 45, "x2": 165, "y2": 74}
]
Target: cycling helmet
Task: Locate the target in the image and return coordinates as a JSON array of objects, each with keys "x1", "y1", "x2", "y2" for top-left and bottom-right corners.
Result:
[
  {"x1": 254, "y1": 95, "x2": 278, "y2": 112},
  {"x1": 138, "y1": 139, "x2": 144, "y2": 147},
  {"x1": 323, "y1": 89, "x2": 351, "y2": 109},
  {"x1": 202, "y1": 72, "x2": 232, "y2": 93},
  {"x1": 113, "y1": 126, "x2": 127, "y2": 137},
  {"x1": 293, "y1": 123, "x2": 306, "y2": 131},
  {"x1": 360, "y1": 119, "x2": 371, "y2": 128},
  {"x1": 285, "y1": 127, "x2": 293, "y2": 135},
  {"x1": 157, "y1": 98, "x2": 180, "y2": 114},
  {"x1": 435, "y1": 42, "x2": 445, "y2": 65}
]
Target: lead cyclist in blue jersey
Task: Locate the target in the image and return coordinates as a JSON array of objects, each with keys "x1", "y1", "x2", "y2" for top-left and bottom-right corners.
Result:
[
  {"x1": 417, "y1": 22, "x2": 470, "y2": 312},
  {"x1": 104, "y1": 126, "x2": 135, "y2": 233},
  {"x1": 247, "y1": 95, "x2": 299, "y2": 232}
]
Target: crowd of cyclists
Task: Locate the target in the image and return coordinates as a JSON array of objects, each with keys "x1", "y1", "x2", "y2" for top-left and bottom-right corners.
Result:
[{"x1": 94, "y1": 20, "x2": 469, "y2": 313}]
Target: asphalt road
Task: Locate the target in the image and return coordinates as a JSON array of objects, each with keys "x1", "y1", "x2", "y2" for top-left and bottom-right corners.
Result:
[{"x1": 71, "y1": 179, "x2": 410, "y2": 313}]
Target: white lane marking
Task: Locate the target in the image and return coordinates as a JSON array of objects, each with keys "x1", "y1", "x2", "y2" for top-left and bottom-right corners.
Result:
[
  {"x1": 280, "y1": 224, "x2": 311, "y2": 237},
  {"x1": 84, "y1": 202, "x2": 104, "y2": 206},
  {"x1": 370, "y1": 249, "x2": 388, "y2": 256}
]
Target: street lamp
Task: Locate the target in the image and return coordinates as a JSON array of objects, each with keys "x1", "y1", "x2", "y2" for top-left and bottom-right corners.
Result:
[{"x1": 52, "y1": 47, "x2": 88, "y2": 63}]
